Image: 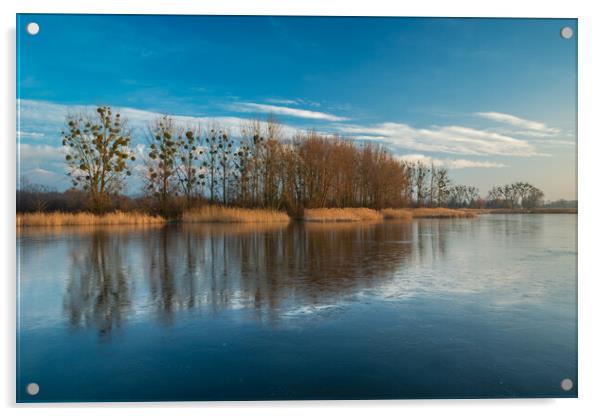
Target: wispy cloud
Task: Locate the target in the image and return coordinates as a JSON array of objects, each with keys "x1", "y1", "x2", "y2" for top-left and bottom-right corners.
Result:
[
  {"x1": 19, "y1": 143, "x2": 65, "y2": 163},
  {"x1": 475, "y1": 112, "x2": 560, "y2": 136},
  {"x1": 337, "y1": 122, "x2": 539, "y2": 157},
  {"x1": 17, "y1": 99, "x2": 304, "y2": 141},
  {"x1": 17, "y1": 131, "x2": 45, "y2": 140},
  {"x1": 266, "y1": 98, "x2": 321, "y2": 107},
  {"x1": 229, "y1": 102, "x2": 347, "y2": 122},
  {"x1": 397, "y1": 154, "x2": 507, "y2": 169},
  {"x1": 18, "y1": 143, "x2": 68, "y2": 186}
]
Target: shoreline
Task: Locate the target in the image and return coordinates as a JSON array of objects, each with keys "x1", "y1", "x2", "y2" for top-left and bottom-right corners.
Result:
[{"x1": 16, "y1": 207, "x2": 577, "y2": 227}]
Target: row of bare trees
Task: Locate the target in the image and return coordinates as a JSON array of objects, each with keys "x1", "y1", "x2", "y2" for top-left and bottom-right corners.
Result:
[
  {"x1": 486, "y1": 182, "x2": 544, "y2": 209},
  {"x1": 58, "y1": 106, "x2": 544, "y2": 215},
  {"x1": 404, "y1": 163, "x2": 483, "y2": 208},
  {"x1": 143, "y1": 116, "x2": 413, "y2": 215}
]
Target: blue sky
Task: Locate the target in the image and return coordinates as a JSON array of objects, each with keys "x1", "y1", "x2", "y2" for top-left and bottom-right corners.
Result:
[{"x1": 17, "y1": 15, "x2": 577, "y2": 200}]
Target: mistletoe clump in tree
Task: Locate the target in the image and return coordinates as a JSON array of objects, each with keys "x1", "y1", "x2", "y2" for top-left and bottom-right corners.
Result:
[{"x1": 62, "y1": 106, "x2": 134, "y2": 213}]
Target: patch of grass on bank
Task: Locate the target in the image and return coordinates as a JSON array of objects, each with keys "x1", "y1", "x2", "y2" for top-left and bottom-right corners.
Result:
[
  {"x1": 303, "y1": 208, "x2": 383, "y2": 222},
  {"x1": 182, "y1": 206, "x2": 290, "y2": 223},
  {"x1": 411, "y1": 208, "x2": 476, "y2": 218},
  {"x1": 16, "y1": 211, "x2": 166, "y2": 227},
  {"x1": 382, "y1": 208, "x2": 476, "y2": 219},
  {"x1": 381, "y1": 208, "x2": 413, "y2": 221}
]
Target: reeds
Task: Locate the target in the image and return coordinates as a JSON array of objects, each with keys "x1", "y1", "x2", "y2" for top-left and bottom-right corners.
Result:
[
  {"x1": 410, "y1": 208, "x2": 476, "y2": 218},
  {"x1": 381, "y1": 208, "x2": 476, "y2": 219},
  {"x1": 16, "y1": 211, "x2": 166, "y2": 227},
  {"x1": 381, "y1": 208, "x2": 413, "y2": 221},
  {"x1": 15, "y1": 206, "x2": 482, "y2": 228},
  {"x1": 303, "y1": 208, "x2": 384, "y2": 222},
  {"x1": 182, "y1": 206, "x2": 290, "y2": 223}
]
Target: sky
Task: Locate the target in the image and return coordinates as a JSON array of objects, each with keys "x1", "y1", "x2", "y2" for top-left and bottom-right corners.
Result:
[{"x1": 16, "y1": 15, "x2": 577, "y2": 200}]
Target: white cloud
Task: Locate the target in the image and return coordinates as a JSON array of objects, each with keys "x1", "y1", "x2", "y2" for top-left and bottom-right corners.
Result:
[
  {"x1": 337, "y1": 122, "x2": 539, "y2": 157},
  {"x1": 21, "y1": 167, "x2": 61, "y2": 180},
  {"x1": 229, "y1": 102, "x2": 347, "y2": 122},
  {"x1": 475, "y1": 112, "x2": 560, "y2": 136},
  {"x1": 17, "y1": 144, "x2": 68, "y2": 187},
  {"x1": 265, "y1": 98, "x2": 299, "y2": 105},
  {"x1": 17, "y1": 131, "x2": 45, "y2": 140},
  {"x1": 16, "y1": 99, "x2": 306, "y2": 142},
  {"x1": 18, "y1": 143, "x2": 65, "y2": 163},
  {"x1": 397, "y1": 154, "x2": 507, "y2": 169},
  {"x1": 266, "y1": 98, "x2": 322, "y2": 107}
]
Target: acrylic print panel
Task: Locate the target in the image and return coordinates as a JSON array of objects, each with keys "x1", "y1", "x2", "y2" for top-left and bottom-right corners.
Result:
[{"x1": 16, "y1": 14, "x2": 577, "y2": 402}]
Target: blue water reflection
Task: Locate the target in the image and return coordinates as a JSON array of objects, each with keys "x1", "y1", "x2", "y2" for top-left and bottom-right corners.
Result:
[{"x1": 17, "y1": 215, "x2": 577, "y2": 401}]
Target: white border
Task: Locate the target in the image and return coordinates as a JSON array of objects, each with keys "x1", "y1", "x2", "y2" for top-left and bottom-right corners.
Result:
[{"x1": 3, "y1": 1, "x2": 601, "y2": 415}]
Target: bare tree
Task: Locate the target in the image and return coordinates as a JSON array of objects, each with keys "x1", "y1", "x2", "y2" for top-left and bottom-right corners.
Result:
[
  {"x1": 174, "y1": 127, "x2": 204, "y2": 205},
  {"x1": 203, "y1": 125, "x2": 227, "y2": 203},
  {"x1": 434, "y1": 168, "x2": 451, "y2": 207},
  {"x1": 145, "y1": 116, "x2": 179, "y2": 214},
  {"x1": 414, "y1": 162, "x2": 428, "y2": 207},
  {"x1": 217, "y1": 129, "x2": 233, "y2": 204}
]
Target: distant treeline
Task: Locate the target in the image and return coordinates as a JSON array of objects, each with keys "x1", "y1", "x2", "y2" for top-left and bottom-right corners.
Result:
[
  {"x1": 541, "y1": 199, "x2": 578, "y2": 209},
  {"x1": 18, "y1": 106, "x2": 550, "y2": 216}
]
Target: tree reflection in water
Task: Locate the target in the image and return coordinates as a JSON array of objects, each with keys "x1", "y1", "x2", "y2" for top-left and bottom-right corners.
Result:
[
  {"x1": 63, "y1": 220, "x2": 452, "y2": 335},
  {"x1": 63, "y1": 229, "x2": 132, "y2": 339}
]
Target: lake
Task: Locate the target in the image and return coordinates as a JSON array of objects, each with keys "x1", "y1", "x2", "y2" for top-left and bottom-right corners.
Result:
[{"x1": 16, "y1": 214, "x2": 577, "y2": 402}]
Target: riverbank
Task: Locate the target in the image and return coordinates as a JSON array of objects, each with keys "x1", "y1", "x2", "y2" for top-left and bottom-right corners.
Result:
[
  {"x1": 303, "y1": 208, "x2": 384, "y2": 222},
  {"x1": 463, "y1": 208, "x2": 577, "y2": 214},
  {"x1": 383, "y1": 208, "x2": 476, "y2": 219},
  {"x1": 16, "y1": 206, "x2": 576, "y2": 227},
  {"x1": 182, "y1": 206, "x2": 290, "y2": 223},
  {"x1": 16, "y1": 211, "x2": 166, "y2": 227}
]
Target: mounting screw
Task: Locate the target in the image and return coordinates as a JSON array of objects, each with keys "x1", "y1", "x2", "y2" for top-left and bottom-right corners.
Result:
[
  {"x1": 26, "y1": 382, "x2": 40, "y2": 396},
  {"x1": 26, "y1": 22, "x2": 40, "y2": 36}
]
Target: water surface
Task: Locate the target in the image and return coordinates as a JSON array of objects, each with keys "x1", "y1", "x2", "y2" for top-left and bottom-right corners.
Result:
[{"x1": 17, "y1": 214, "x2": 577, "y2": 401}]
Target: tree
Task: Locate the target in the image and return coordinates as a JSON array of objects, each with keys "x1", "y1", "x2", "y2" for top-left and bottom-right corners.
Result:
[
  {"x1": 261, "y1": 116, "x2": 284, "y2": 208},
  {"x1": 239, "y1": 119, "x2": 265, "y2": 206},
  {"x1": 62, "y1": 106, "x2": 134, "y2": 213},
  {"x1": 414, "y1": 162, "x2": 428, "y2": 207},
  {"x1": 486, "y1": 182, "x2": 544, "y2": 209},
  {"x1": 202, "y1": 126, "x2": 228, "y2": 203},
  {"x1": 19, "y1": 178, "x2": 51, "y2": 212},
  {"x1": 434, "y1": 168, "x2": 451, "y2": 207},
  {"x1": 466, "y1": 186, "x2": 480, "y2": 207},
  {"x1": 232, "y1": 140, "x2": 253, "y2": 206},
  {"x1": 521, "y1": 184, "x2": 544, "y2": 209},
  {"x1": 174, "y1": 127, "x2": 204, "y2": 206},
  {"x1": 145, "y1": 116, "x2": 179, "y2": 214},
  {"x1": 216, "y1": 130, "x2": 233, "y2": 204}
]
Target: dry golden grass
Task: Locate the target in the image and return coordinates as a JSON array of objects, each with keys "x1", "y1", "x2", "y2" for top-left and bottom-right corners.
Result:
[
  {"x1": 411, "y1": 208, "x2": 476, "y2": 218},
  {"x1": 381, "y1": 208, "x2": 476, "y2": 220},
  {"x1": 381, "y1": 208, "x2": 413, "y2": 221},
  {"x1": 303, "y1": 208, "x2": 384, "y2": 222},
  {"x1": 16, "y1": 211, "x2": 166, "y2": 227},
  {"x1": 182, "y1": 206, "x2": 290, "y2": 223}
]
